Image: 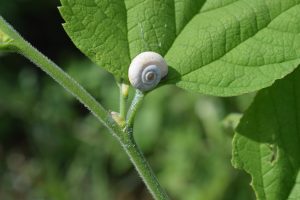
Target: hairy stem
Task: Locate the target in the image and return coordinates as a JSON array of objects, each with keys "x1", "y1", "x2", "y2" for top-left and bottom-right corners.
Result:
[
  {"x1": 126, "y1": 90, "x2": 145, "y2": 129},
  {"x1": 0, "y1": 16, "x2": 124, "y2": 138},
  {"x1": 123, "y1": 133, "x2": 169, "y2": 200},
  {"x1": 0, "y1": 16, "x2": 169, "y2": 200},
  {"x1": 119, "y1": 82, "x2": 129, "y2": 119}
]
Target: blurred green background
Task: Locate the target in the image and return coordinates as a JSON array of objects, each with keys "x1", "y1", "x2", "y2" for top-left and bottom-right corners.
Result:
[{"x1": 0, "y1": 1, "x2": 255, "y2": 199}]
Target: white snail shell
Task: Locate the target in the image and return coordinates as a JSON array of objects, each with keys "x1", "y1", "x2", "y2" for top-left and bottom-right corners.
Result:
[{"x1": 128, "y1": 52, "x2": 168, "y2": 92}]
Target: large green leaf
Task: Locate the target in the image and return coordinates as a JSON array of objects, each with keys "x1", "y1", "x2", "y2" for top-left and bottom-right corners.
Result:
[
  {"x1": 232, "y1": 67, "x2": 300, "y2": 200},
  {"x1": 174, "y1": 0, "x2": 206, "y2": 34},
  {"x1": 125, "y1": 0, "x2": 176, "y2": 58},
  {"x1": 59, "y1": 0, "x2": 178, "y2": 80},
  {"x1": 60, "y1": 0, "x2": 300, "y2": 96},
  {"x1": 166, "y1": 0, "x2": 300, "y2": 96},
  {"x1": 59, "y1": 0, "x2": 130, "y2": 79}
]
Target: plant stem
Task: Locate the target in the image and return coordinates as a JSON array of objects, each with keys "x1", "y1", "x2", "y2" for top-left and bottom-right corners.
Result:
[
  {"x1": 123, "y1": 133, "x2": 169, "y2": 200},
  {"x1": 119, "y1": 82, "x2": 129, "y2": 119},
  {"x1": 0, "y1": 17, "x2": 123, "y2": 139},
  {"x1": 126, "y1": 90, "x2": 145, "y2": 129},
  {"x1": 0, "y1": 16, "x2": 169, "y2": 200}
]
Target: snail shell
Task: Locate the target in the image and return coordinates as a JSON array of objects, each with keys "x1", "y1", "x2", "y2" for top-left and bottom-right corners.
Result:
[{"x1": 128, "y1": 52, "x2": 168, "y2": 92}]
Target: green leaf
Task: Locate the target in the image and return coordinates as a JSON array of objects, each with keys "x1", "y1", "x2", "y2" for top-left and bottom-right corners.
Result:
[
  {"x1": 200, "y1": 0, "x2": 238, "y2": 12},
  {"x1": 60, "y1": 0, "x2": 300, "y2": 96},
  {"x1": 232, "y1": 67, "x2": 300, "y2": 200},
  {"x1": 166, "y1": 1, "x2": 300, "y2": 96},
  {"x1": 174, "y1": 0, "x2": 206, "y2": 34},
  {"x1": 125, "y1": 0, "x2": 176, "y2": 58},
  {"x1": 289, "y1": 172, "x2": 300, "y2": 199},
  {"x1": 59, "y1": 0, "x2": 130, "y2": 79},
  {"x1": 59, "y1": 0, "x2": 177, "y2": 81}
]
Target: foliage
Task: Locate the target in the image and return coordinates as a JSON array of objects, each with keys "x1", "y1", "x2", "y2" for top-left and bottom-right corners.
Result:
[
  {"x1": 1, "y1": 0, "x2": 300, "y2": 199},
  {"x1": 60, "y1": 0, "x2": 300, "y2": 96},
  {"x1": 58, "y1": 1, "x2": 300, "y2": 198},
  {"x1": 233, "y1": 67, "x2": 300, "y2": 200}
]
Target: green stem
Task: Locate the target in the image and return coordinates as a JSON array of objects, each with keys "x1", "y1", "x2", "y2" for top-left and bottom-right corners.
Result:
[
  {"x1": 123, "y1": 90, "x2": 169, "y2": 199},
  {"x1": 119, "y1": 82, "x2": 128, "y2": 119},
  {"x1": 0, "y1": 16, "x2": 169, "y2": 200},
  {"x1": 0, "y1": 16, "x2": 123, "y2": 139},
  {"x1": 126, "y1": 90, "x2": 145, "y2": 129},
  {"x1": 123, "y1": 133, "x2": 169, "y2": 200}
]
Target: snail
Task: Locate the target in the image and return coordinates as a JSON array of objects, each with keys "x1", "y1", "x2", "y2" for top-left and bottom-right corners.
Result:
[{"x1": 128, "y1": 52, "x2": 168, "y2": 92}]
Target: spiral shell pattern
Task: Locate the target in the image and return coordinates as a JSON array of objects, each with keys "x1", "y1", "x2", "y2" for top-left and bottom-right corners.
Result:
[{"x1": 128, "y1": 52, "x2": 168, "y2": 91}]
